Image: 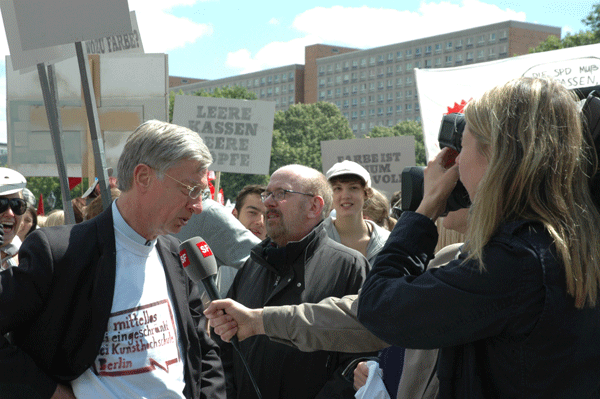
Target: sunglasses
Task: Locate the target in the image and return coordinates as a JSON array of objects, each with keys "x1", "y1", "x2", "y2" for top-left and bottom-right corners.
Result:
[{"x1": 0, "y1": 198, "x2": 27, "y2": 216}]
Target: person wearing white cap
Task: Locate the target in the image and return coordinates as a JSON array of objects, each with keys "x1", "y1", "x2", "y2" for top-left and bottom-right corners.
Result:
[
  {"x1": 324, "y1": 160, "x2": 390, "y2": 264},
  {"x1": 0, "y1": 167, "x2": 28, "y2": 270}
]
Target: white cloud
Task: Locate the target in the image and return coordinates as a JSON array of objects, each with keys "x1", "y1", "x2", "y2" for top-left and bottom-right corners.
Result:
[
  {"x1": 292, "y1": 0, "x2": 526, "y2": 48},
  {"x1": 563, "y1": 25, "x2": 574, "y2": 35},
  {"x1": 128, "y1": 0, "x2": 210, "y2": 12},
  {"x1": 226, "y1": 35, "x2": 319, "y2": 74},
  {"x1": 269, "y1": 18, "x2": 280, "y2": 25},
  {"x1": 226, "y1": 0, "x2": 527, "y2": 72},
  {"x1": 128, "y1": 1, "x2": 213, "y2": 53}
]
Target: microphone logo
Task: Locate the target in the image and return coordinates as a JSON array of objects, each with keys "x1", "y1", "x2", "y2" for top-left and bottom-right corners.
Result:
[
  {"x1": 179, "y1": 249, "x2": 191, "y2": 267},
  {"x1": 197, "y1": 241, "x2": 213, "y2": 258}
]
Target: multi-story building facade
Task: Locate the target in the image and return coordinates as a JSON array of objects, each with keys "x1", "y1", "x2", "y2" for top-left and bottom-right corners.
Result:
[
  {"x1": 176, "y1": 20, "x2": 560, "y2": 137},
  {"x1": 176, "y1": 64, "x2": 306, "y2": 113}
]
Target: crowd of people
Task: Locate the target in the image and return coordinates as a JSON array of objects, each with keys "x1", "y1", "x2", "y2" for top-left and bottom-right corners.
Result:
[{"x1": 0, "y1": 76, "x2": 599, "y2": 398}]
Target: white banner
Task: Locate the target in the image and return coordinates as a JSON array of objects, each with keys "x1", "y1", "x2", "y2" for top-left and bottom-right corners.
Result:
[
  {"x1": 321, "y1": 136, "x2": 415, "y2": 197},
  {"x1": 416, "y1": 43, "x2": 600, "y2": 160},
  {"x1": 172, "y1": 96, "x2": 276, "y2": 175}
]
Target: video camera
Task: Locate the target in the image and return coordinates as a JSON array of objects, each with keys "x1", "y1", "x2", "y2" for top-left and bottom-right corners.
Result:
[{"x1": 399, "y1": 88, "x2": 600, "y2": 215}]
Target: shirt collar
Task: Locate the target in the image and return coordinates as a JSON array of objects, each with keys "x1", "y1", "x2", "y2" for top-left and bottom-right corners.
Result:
[{"x1": 112, "y1": 200, "x2": 156, "y2": 247}]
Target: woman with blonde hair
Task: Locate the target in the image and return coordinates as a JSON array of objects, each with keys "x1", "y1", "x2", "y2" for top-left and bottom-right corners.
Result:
[
  {"x1": 358, "y1": 77, "x2": 600, "y2": 397},
  {"x1": 362, "y1": 188, "x2": 397, "y2": 231},
  {"x1": 44, "y1": 209, "x2": 65, "y2": 227}
]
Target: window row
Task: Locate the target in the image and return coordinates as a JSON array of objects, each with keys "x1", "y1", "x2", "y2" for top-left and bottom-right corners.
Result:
[
  {"x1": 318, "y1": 89, "x2": 418, "y2": 103},
  {"x1": 233, "y1": 72, "x2": 295, "y2": 89},
  {"x1": 318, "y1": 30, "x2": 508, "y2": 74},
  {"x1": 351, "y1": 116, "x2": 422, "y2": 133},
  {"x1": 318, "y1": 45, "x2": 508, "y2": 84},
  {"x1": 341, "y1": 103, "x2": 421, "y2": 119}
]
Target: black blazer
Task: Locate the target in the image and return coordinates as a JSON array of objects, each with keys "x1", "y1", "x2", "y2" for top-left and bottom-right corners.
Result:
[{"x1": 0, "y1": 205, "x2": 225, "y2": 399}]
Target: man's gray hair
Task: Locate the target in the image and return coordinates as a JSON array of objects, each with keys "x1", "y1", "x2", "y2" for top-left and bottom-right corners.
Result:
[{"x1": 117, "y1": 120, "x2": 213, "y2": 191}]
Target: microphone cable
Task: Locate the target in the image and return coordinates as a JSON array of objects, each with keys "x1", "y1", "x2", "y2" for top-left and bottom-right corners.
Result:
[{"x1": 229, "y1": 335, "x2": 262, "y2": 399}]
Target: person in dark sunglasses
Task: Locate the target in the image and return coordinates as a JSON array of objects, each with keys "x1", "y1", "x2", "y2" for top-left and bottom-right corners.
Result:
[{"x1": 0, "y1": 167, "x2": 27, "y2": 270}]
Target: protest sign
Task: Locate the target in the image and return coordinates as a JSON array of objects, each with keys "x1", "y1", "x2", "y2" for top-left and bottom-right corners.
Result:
[
  {"x1": 7, "y1": 53, "x2": 168, "y2": 177},
  {"x1": 321, "y1": 136, "x2": 415, "y2": 197},
  {"x1": 173, "y1": 96, "x2": 276, "y2": 175},
  {"x1": 84, "y1": 11, "x2": 144, "y2": 56},
  {"x1": 416, "y1": 43, "x2": 600, "y2": 160},
  {"x1": 1, "y1": 4, "x2": 143, "y2": 72},
  {"x1": 12, "y1": 0, "x2": 131, "y2": 51}
]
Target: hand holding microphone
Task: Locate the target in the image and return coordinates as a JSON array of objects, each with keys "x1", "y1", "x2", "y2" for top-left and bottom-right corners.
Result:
[
  {"x1": 178, "y1": 237, "x2": 238, "y2": 342},
  {"x1": 178, "y1": 238, "x2": 265, "y2": 342}
]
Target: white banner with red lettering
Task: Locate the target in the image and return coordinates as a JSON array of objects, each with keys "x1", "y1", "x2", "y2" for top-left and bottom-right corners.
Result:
[{"x1": 416, "y1": 43, "x2": 600, "y2": 160}]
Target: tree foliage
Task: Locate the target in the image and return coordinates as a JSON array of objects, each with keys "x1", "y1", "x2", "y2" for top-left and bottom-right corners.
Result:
[
  {"x1": 583, "y1": 3, "x2": 600, "y2": 40},
  {"x1": 26, "y1": 177, "x2": 90, "y2": 212},
  {"x1": 366, "y1": 121, "x2": 426, "y2": 166},
  {"x1": 529, "y1": 3, "x2": 600, "y2": 53},
  {"x1": 270, "y1": 102, "x2": 354, "y2": 174}
]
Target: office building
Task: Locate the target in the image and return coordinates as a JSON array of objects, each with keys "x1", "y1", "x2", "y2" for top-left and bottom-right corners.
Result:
[{"x1": 176, "y1": 20, "x2": 560, "y2": 137}]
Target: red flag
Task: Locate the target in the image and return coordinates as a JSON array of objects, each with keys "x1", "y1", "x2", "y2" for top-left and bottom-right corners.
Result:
[
  {"x1": 37, "y1": 194, "x2": 45, "y2": 215},
  {"x1": 208, "y1": 181, "x2": 215, "y2": 200},
  {"x1": 68, "y1": 177, "x2": 82, "y2": 191},
  {"x1": 218, "y1": 188, "x2": 224, "y2": 205}
]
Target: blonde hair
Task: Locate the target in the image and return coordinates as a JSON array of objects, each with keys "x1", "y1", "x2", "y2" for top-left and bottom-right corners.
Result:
[
  {"x1": 44, "y1": 210, "x2": 65, "y2": 227},
  {"x1": 363, "y1": 188, "x2": 396, "y2": 231},
  {"x1": 464, "y1": 77, "x2": 600, "y2": 308}
]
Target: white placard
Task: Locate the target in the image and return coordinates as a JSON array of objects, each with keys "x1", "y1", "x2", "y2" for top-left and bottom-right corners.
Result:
[
  {"x1": 172, "y1": 96, "x2": 276, "y2": 175},
  {"x1": 7, "y1": 54, "x2": 168, "y2": 177},
  {"x1": 416, "y1": 43, "x2": 600, "y2": 161},
  {"x1": 84, "y1": 11, "x2": 144, "y2": 56},
  {"x1": 13, "y1": 0, "x2": 131, "y2": 51},
  {"x1": 1, "y1": 4, "x2": 142, "y2": 71},
  {"x1": 321, "y1": 136, "x2": 415, "y2": 197}
]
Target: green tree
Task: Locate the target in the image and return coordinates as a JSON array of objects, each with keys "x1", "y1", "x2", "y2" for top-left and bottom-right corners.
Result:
[
  {"x1": 270, "y1": 102, "x2": 354, "y2": 173},
  {"x1": 530, "y1": 3, "x2": 600, "y2": 53},
  {"x1": 170, "y1": 85, "x2": 265, "y2": 201},
  {"x1": 366, "y1": 121, "x2": 426, "y2": 166},
  {"x1": 25, "y1": 176, "x2": 90, "y2": 212},
  {"x1": 583, "y1": 3, "x2": 600, "y2": 40}
]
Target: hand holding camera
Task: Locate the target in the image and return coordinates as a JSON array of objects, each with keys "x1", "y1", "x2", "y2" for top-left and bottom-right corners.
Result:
[{"x1": 416, "y1": 147, "x2": 459, "y2": 221}]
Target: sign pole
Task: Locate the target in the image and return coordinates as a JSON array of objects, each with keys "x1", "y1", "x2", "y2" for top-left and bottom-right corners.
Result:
[
  {"x1": 37, "y1": 62, "x2": 76, "y2": 224},
  {"x1": 214, "y1": 171, "x2": 221, "y2": 201},
  {"x1": 75, "y1": 41, "x2": 112, "y2": 211}
]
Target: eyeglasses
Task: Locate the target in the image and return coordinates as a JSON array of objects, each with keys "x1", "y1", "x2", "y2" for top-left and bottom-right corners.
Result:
[
  {"x1": 0, "y1": 198, "x2": 27, "y2": 216},
  {"x1": 163, "y1": 173, "x2": 209, "y2": 200},
  {"x1": 260, "y1": 189, "x2": 314, "y2": 202}
]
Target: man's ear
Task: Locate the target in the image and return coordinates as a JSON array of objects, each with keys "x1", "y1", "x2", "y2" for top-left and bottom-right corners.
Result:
[
  {"x1": 232, "y1": 208, "x2": 239, "y2": 219},
  {"x1": 133, "y1": 164, "x2": 154, "y2": 192},
  {"x1": 307, "y1": 195, "x2": 324, "y2": 219}
]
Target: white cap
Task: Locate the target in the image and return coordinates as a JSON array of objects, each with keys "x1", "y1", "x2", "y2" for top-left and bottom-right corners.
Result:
[
  {"x1": 326, "y1": 160, "x2": 371, "y2": 187},
  {"x1": 0, "y1": 168, "x2": 26, "y2": 196}
]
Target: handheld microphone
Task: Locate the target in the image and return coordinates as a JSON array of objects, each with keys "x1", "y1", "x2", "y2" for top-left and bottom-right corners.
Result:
[
  {"x1": 178, "y1": 237, "x2": 221, "y2": 302},
  {"x1": 178, "y1": 237, "x2": 263, "y2": 399}
]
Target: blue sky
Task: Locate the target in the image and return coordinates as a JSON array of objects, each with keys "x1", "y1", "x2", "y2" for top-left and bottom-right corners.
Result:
[
  {"x1": 0, "y1": 0, "x2": 597, "y2": 142},
  {"x1": 140, "y1": 0, "x2": 596, "y2": 80}
]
